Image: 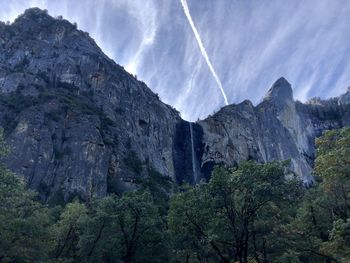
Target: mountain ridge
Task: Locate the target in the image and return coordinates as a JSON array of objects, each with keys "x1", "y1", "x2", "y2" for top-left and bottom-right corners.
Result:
[{"x1": 0, "y1": 8, "x2": 349, "y2": 201}]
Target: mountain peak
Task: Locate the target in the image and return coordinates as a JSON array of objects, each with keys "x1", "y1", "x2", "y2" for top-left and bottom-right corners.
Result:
[
  {"x1": 10, "y1": 8, "x2": 81, "y2": 36},
  {"x1": 13, "y1": 8, "x2": 53, "y2": 23},
  {"x1": 264, "y1": 77, "x2": 293, "y2": 102},
  {"x1": 23, "y1": 7, "x2": 48, "y2": 16}
]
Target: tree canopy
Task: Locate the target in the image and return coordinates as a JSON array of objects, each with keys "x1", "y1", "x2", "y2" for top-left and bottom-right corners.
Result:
[{"x1": 0, "y1": 127, "x2": 349, "y2": 262}]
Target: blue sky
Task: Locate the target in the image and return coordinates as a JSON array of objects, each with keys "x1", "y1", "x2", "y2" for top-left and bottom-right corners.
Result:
[{"x1": 1, "y1": 0, "x2": 350, "y2": 121}]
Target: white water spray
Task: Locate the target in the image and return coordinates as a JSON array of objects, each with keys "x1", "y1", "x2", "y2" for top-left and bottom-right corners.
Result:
[
  {"x1": 189, "y1": 122, "x2": 198, "y2": 184},
  {"x1": 180, "y1": 0, "x2": 229, "y2": 105}
]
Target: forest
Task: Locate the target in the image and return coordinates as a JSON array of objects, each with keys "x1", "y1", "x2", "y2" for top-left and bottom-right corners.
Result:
[{"x1": 0, "y1": 127, "x2": 349, "y2": 263}]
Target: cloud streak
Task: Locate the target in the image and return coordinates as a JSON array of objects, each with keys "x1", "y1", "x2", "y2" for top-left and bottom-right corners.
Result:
[
  {"x1": 179, "y1": 0, "x2": 229, "y2": 105},
  {"x1": 1, "y1": 0, "x2": 350, "y2": 121},
  {"x1": 124, "y1": 0, "x2": 158, "y2": 75}
]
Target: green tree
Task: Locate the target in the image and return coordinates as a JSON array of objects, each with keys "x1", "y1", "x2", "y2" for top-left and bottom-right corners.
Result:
[
  {"x1": 279, "y1": 188, "x2": 337, "y2": 262},
  {"x1": 282, "y1": 127, "x2": 350, "y2": 262},
  {"x1": 169, "y1": 161, "x2": 302, "y2": 263},
  {"x1": 168, "y1": 184, "x2": 214, "y2": 262},
  {"x1": 0, "y1": 129, "x2": 52, "y2": 262},
  {"x1": 51, "y1": 201, "x2": 88, "y2": 261},
  {"x1": 78, "y1": 196, "x2": 119, "y2": 262},
  {"x1": 314, "y1": 127, "x2": 350, "y2": 220},
  {"x1": 321, "y1": 219, "x2": 350, "y2": 262},
  {"x1": 78, "y1": 191, "x2": 170, "y2": 263}
]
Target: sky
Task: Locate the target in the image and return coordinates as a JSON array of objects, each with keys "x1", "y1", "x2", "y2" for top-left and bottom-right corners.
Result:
[{"x1": 1, "y1": 0, "x2": 350, "y2": 121}]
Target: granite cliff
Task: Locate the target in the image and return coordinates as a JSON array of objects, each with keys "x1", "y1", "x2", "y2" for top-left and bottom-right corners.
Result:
[
  {"x1": 0, "y1": 8, "x2": 349, "y2": 201},
  {"x1": 0, "y1": 8, "x2": 181, "y2": 202},
  {"x1": 198, "y1": 78, "x2": 350, "y2": 185}
]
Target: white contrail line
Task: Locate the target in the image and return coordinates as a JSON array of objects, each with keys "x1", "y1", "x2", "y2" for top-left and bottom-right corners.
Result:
[{"x1": 180, "y1": 0, "x2": 229, "y2": 105}]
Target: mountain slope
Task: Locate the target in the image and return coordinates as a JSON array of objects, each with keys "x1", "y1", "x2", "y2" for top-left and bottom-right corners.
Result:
[
  {"x1": 0, "y1": 9, "x2": 349, "y2": 201},
  {"x1": 0, "y1": 8, "x2": 181, "y2": 201}
]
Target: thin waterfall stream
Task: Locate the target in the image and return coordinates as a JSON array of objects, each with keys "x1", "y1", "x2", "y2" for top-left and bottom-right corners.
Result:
[{"x1": 189, "y1": 122, "x2": 197, "y2": 184}]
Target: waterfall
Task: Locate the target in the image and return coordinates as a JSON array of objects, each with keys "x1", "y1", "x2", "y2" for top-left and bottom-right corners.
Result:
[{"x1": 189, "y1": 122, "x2": 198, "y2": 184}]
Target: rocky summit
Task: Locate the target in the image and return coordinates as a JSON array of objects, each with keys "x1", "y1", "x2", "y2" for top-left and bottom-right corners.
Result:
[{"x1": 0, "y1": 8, "x2": 349, "y2": 202}]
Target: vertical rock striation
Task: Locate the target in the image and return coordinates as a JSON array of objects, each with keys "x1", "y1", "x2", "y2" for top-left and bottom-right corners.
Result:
[
  {"x1": 199, "y1": 78, "x2": 350, "y2": 184},
  {"x1": 0, "y1": 8, "x2": 181, "y2": 201}
]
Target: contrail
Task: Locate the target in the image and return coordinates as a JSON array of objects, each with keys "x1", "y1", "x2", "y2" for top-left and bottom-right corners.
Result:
[{"x1": 180, "y1": 0, "x2": 229, "y2": 105}]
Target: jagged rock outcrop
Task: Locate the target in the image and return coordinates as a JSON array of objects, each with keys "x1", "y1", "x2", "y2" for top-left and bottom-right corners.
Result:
[
  {"x1": 0, "y1": 9, "x2": 349, "y2": 201},
  {"x1": 339, "y1": 87, "x2": 350, "y2": 105},
  {"x1": 199, "y1": 78, "x2": 350, "y2": 184}
]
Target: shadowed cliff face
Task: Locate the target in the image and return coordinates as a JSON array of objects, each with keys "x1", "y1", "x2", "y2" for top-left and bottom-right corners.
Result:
[
  {"x1": 172, "y1": 121, "x2": 204, "y2": 185},
  {"x1": 200, "y1": 77, "x2": 350, "y2": 184},
  {"x1": 0, "y1": 9, "x2": 349, "y2": 201}
]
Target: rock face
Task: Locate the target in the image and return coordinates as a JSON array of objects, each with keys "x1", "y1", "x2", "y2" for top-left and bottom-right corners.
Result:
[
  {"x1": 0, "y1": 8, "x2": 181, "y2": 202},
  {"x1": 0, "y1": 9, "x2": 349, "y2": 201},
  {"x1": 199, "y1": 78, "x2": 350, "y2": 184}
]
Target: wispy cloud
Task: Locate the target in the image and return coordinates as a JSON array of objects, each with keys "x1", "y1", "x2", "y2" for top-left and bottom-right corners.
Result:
[
  {"x1": 1, "y1": 0, "x2": 350, "y2": 121},
  {"x1": 124, "y1": 0, "x2": 158, "y2": 75}
]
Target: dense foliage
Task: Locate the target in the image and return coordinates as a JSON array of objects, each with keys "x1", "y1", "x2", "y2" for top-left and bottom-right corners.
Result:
[
  {"x1": 168, "y1": 161, "x2": 303, "y2": 263},
  {"x1": 0, "y1": 127, "x2": 349, "y2": 262}
]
